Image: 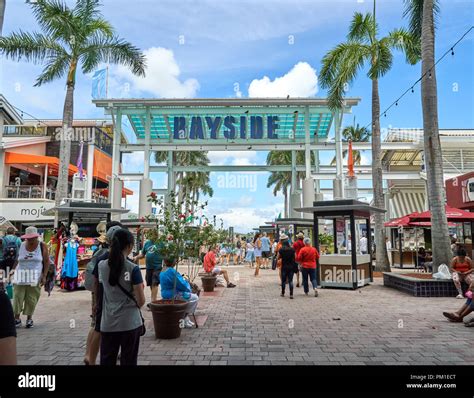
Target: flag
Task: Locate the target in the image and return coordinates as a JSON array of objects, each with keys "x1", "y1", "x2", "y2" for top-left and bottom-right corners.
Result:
[
  {"x1": 76, "y1": 141, "x2": 84, "y2": 180},
  {"x1": 91, "y1": 68, "x2": 107, "y2": 99}
]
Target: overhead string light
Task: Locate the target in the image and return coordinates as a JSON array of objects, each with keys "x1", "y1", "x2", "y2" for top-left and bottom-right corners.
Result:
[{"x1": 361, "y1": 25, "x2": 473, "y2": 129}]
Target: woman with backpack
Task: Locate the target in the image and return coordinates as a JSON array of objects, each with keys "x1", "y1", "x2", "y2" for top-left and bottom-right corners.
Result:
[
  {"x1": 10, "y1": 226, "x2": 49, "y2": 328},
  {"x1": 98, "y1": 228, "x2": 145, "y2": 366}
]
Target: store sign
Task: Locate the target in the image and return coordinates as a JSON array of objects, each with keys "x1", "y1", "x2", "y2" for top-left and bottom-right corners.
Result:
[
  {"x1": 173, "y1": 116, "x2": 281, "y2": 140},
  {"x1": 0, "y1": 201, "x2": 55, "y2": 221}
]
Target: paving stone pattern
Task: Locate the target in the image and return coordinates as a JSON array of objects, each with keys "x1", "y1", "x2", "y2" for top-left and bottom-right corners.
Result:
[{"x1": 15, "y1": 266, "x2": 474, "y2": 365}]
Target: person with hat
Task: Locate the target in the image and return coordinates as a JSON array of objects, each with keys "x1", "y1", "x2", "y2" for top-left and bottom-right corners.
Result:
[
  {"x1": 83, "y1": 221, "x2": 122, "y2": 366},
  {"x1": 10, "y1": 226, "x2": 49, "y2": 329},
  {"x1": 292, "y1": 232, "x2": 305, "y2": 288}
]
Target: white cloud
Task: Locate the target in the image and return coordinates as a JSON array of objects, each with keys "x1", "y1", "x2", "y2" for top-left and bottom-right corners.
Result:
[
  {"x1": 216, "y1": 205, "x2": 283, "y2": 232},
  {"x1": 248, "y1": 62, "x2": 318, "y2": 98},
  {"x1": 208, "y1": 151, "x2": 258, "y2": 165},
  {"x1": 235, "y1": 195, "x2": 254, "y2": 207},
  {"x1": 111, "y1": 47, "x2": 199, "y2": 98}
]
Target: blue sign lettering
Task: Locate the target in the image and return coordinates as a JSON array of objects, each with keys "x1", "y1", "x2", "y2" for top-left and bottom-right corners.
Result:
[
  {"x1": 250, "y1": 116, "x2": 263, "y2": 139},
  {"x1": 267, "y1": 116, "x2": 279, "y2": 139},
  {"x1": 205, "y1": 116, "x2": 222, "y2": 139},
  {"x1": 190, "y1": 116, "x2": 204, "y2": 139},
  {"x1": 223, "y1": 116, "x2": 236, "y2": 139},
  {"x1": 173, "y1": 117, "x2": 186, "y2": 139}
]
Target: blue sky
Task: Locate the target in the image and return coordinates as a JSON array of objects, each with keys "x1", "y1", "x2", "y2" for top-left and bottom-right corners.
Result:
[{"x1": 1, "y1": 0, "x2": 473, "y2": 231}]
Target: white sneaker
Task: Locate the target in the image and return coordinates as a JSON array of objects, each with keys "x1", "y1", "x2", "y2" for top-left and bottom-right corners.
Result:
[
  {"x1": 456, "y1": 294, "x2": 464, "y2": 299},
  {"x1": 184, "y1": 317, "x2": 195, "y2": 328}
]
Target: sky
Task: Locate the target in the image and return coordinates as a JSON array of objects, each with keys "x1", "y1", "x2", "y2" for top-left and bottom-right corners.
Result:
[{"x1": 1, "y1": 0, "x2": 473, "y2": 232}]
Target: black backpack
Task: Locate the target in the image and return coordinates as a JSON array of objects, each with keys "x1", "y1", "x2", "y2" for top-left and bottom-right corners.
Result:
[{"x1": 3, "y1": 237, "x2": 18, "y2": 262}]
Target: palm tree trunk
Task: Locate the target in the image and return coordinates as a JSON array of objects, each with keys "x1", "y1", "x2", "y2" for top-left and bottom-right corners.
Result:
[
  {"x1": 0, "y1": 0, "x2": 6, "y2": 35},
  {"x1": 284, "y1": 187, "x2": 288, "y2": 218},
  {"x1": 421, "y1": 0, "x2": 451, "y2": 272},
  {"x1": 372, "y1": 78, "x2": 390, "y2": 272},
  {"x1": 56, "y1": 64, "x2": 76, "y2": 206}
]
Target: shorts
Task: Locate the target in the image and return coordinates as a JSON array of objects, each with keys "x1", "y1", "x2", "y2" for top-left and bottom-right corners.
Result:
[
  {"x1": 145, "y1": 269, "x2": 161, "y2": 287},
  {"x1": 262, "y1": 251, "x2": 271, "y2": 259},
  {"x1": 212, "y1": 267, "x2": 222, "y2": 275}
]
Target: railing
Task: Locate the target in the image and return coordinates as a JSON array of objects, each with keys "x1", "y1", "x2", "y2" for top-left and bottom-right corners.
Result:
[
  {"x1": 4, "y1": 185, "x2": 55, "y2": 200},
  {"x1": 2, "y1": 125, "x2": 48, "y2": 136}
]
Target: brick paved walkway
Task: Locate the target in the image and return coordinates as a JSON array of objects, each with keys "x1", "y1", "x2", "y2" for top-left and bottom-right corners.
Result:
[{"x1": 15, "y1": 266, "x2": 474, "y2": 365}]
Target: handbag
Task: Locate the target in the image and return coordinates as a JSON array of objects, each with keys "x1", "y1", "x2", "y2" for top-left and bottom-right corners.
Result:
[
  {"x1": 117, "y1": 282, "x2": 146, "y2": 336},
  {"x1": 271, "y1": 256, "x2": 277, "y2": 270}
]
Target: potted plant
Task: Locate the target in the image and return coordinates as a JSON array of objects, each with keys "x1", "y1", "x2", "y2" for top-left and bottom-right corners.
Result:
[{"x1": 146, "y1": 192, "x2": 216, "y2": 338}]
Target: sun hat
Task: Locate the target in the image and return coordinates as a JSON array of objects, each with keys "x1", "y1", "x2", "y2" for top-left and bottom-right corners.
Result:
[
  {"x1": 106, "y1": 225, "x2": 122, "y2": 242},
  {"x1": 97, "y1": 234, "x2": 107, "y2": 244},
  {"x1": 297, "y1": 232, "x2": 304, "y2": 238},
  {"x1": 21, "y1": 226, "x2": 40, "y2": 239},
  {"x1": 280, "y1": 233, "x2": 289, "y2": 240}
]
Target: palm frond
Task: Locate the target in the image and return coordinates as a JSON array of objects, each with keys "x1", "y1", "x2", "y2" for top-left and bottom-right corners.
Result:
[
  {"x1": 30, "y1": 0, "x2": 75, "y2": 41},
  {"x1": 81, "y1": 35, "x2": 146, "y2": 75},
  {"x1": 368, "y1": 40, "x2": 393, "y2": 79},
  {"x1": 348, "y1": 12, "x2": 374, "y2": 44},
  {"x1": 387, "y1": 28, "x2": 421, "y2": 65},
  {"x1": 35, "y1": 52, "x2": 71, "y2": 86},
  {"x1": 0, "y1": 30, "x2": 68, "y2": 63},
  {"x1": 403, "y1": 0, "x2": 440, "y2": 40}
]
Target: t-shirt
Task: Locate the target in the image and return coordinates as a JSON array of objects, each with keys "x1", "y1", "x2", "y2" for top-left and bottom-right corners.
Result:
[
  {"x1": 279, "y1": 246, "x2": 296, "y2": 270},
  {"x1": 260, "y1": 237, "x2": 271, "y2": 252},
  {"x1": 142, "y1": 240, "x2": 163, "y2": 271},
  {"x1": 98, "y1": 258, "x2": 143, "y2": 333},
  {"x1": 159, "y1": 267, "x2": 191, "y2": 300},
  {"x1": 203, "y1": 251, "x2": 216, "y2": 273}
]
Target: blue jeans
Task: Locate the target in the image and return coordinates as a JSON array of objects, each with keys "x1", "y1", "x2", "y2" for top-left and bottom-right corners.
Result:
[
  {"x1": 301, "y1": 267, "x2": 317, "y2": 293},
  {"x1": 281, "y1": 268, "x2": 295, "y2": 296}
]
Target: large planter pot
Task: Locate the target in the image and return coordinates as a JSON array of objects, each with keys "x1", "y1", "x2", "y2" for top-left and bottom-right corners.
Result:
[
  {"x1": 150, "y1": 299, "x2": 188, "y2": 339},
  {"x1": 201, "y1": 275, "x2": 217, "y2": 292}
]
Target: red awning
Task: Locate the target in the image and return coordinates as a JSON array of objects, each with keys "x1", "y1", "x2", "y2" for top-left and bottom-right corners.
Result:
[
  {"x1": 96, "y1": 187, "x2": 133, "y2": 199},
  {"x1": 410, "y1": 205, "x2": 474, "y2": 222}
]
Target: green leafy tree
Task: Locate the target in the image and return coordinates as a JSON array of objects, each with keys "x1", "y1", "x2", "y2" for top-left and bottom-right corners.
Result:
[
  {"x1": 0, "y1": 0, "x2": 146, "y2": 205},
  {"x1": 319, "y1": 9, "x2": 419, "y2": 272}
]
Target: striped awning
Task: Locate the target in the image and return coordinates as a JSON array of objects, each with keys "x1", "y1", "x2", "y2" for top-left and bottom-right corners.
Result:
[{"x1": 389, "y1": 191, "x2": 426, "y2": 219}]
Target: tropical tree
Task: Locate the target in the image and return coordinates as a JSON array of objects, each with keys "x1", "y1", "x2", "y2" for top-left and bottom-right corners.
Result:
[
  {"x1": 319, "y1": 9, "x2": 420, "y2": 272},
  {"x1": 155, "y1": 151, "x2": 212, "y2": 211},
  {"x1": 266, "y1": 150, "x2": 314, "y2": 217},
  {"x1": 0, "y1": 0, "x2": 146, "y2": 206},
  {"x1": 330, "y1": 124, "x2": 371, "y2": 166},
  {"x1": 404, "y1": 0, "x2": 450, "y2": 271}
]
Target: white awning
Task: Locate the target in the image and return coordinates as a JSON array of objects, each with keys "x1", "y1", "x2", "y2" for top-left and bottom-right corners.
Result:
[{"x1": 389, "y1": 191, "x2": 426, "y2": 219}]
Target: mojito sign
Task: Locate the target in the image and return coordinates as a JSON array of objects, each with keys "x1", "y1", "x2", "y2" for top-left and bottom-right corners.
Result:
[{"x1": 173, "y1": 115, "x2": 281, "y2": 140}]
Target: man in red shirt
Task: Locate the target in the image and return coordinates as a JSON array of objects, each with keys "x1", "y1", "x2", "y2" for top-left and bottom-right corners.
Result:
[
  {"x1": 293, "y1": 232, "x2": 305, "y2": 288},
  {"x1": 296, "y1": 238, "x2": 320, "y2": 297},
  {"x1": 203, "y1": 245, "x2": 236, "y2": 288}
]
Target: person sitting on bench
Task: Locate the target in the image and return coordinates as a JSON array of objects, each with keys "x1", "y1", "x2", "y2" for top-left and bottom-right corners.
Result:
[{"x1": 203, "y1": 245, "x2": 236, "y2": 288}]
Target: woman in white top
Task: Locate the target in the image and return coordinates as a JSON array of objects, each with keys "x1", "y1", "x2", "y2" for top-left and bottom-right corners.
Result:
[
  {"x1": 11, "y1": 226, "x2": 49, "y2": 329},
  {"x1": 245, "y1": 239, "x2": 255, "y2": 268}
]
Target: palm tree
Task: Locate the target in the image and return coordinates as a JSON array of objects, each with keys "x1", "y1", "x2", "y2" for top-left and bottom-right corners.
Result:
[
  {"x1": 155, "y1": 151, "x2": 211, "y2": 211},
  {"x1": 0, "y1": 0, "x2": 146, "y2": 206},
  {"x1": 319, "y1": 9, "x2": 419, "y2": 272},
  {"x1": 267, "y1": 171, "x2": 291, "y2": 218},
  {"x1": 330, "y1": 124, "x2": 371, "y2": 166},
  {"x1": 404, "y1": 0, "x2": 450, "y2": 272},
  {"x1": 266, "y1": 150, "x2": 314, "y2": 217}
]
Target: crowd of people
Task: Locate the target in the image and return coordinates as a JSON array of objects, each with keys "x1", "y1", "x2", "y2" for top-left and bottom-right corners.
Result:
[{"x1": 2, "y1": 224, "x2": 474, "y2": 368}]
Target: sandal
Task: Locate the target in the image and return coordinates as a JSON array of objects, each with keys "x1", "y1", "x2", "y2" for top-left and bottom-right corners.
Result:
[{"x1": 442, "y1": 312, "x2": 462, "y2": 322}]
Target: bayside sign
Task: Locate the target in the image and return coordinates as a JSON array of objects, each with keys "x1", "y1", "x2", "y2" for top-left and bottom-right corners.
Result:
[{"x1": 172, "y1": 116, "x2": 282, "y2": 139}]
